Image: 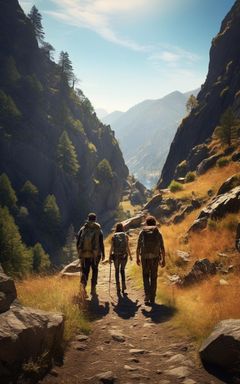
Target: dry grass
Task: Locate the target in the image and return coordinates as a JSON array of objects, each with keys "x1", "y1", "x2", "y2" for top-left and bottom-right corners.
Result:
[
  {"x1": 157, "y1": 275, "x2": 240, "y2": 344},
  {"x1": 16, "y1": 276, "x2": 91, "y2": 341},
  {"x1": 168, "y1": 162, "x2": 240, "y2": 199}
]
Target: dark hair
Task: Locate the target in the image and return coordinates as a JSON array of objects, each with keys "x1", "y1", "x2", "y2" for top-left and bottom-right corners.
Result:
[
  {"x1": 146, "y1": 215, "x2": 156, "y2": 226},
  {"x1": 115, "y1": 222, "x2": 124, "y2": 232},
  {"x1": 88, "y1": 212, "x2": 96, "y2": 222}
]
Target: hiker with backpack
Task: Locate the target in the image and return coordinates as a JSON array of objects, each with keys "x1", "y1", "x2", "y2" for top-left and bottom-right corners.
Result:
[
  {"x1": 77, "y1": 213, "x2": 105, "y2": 298},
  {"x1": 136, "y1": 215, "x2": 165, "y2": 305},
  {"x1": 108, "y1": 222, "x2": 132, "y2": 295}
]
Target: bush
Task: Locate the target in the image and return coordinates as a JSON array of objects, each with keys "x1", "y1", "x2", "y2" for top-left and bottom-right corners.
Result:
[
  {"x1": 169, "y1": 180, "x2": 183, "y2": 193},
  {"x1": 96, "y1": 159, "x2": 113, "y2": 181},
  {"x1": 217, "y1": 157, "x2": 229, "y2": 168},
  {"x1": 185, "y1": 171, "x2": 196, "y2": 183}
]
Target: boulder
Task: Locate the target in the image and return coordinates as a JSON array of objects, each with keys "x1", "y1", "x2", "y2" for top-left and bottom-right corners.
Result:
[
  {"x1": 60, "y1": 259, "x2": 81, "y2": 277},
  {"x1": 232, "y1": 152, "x2": 240, "y2": 162},
  {"x1": 189, "y1": 186, "x2": 240, "y2": 232},
  {"x1": 143, "y1": 194, "x2": 162, "y2": 211},
  {"x1": 200, "y1": 319, "x2": 240, "y2": 375},
  {"x1": 217, "y1": 174, "x2": 240, "y2": 195},
  {"x1": 196, "y1": 153, "x2": 223, "y2": 175},
  {"x1": 122, "y1": 214, "x2": 144, "y2": 231},
  {"x1": 0, "y1": 271, "x2": 17, "y2": 314},
  {"x1": 0, "y1": 304, "x2": 64, "y2": 377},
  {"x1": 179, "y1": 258, "x2": 216, "y2": 286}
]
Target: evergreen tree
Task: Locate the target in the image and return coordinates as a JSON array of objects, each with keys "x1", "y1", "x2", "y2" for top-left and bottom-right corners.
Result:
[
  {"x1": 43, "y1": 194, "x2": 61, "y2": 229},
  {"x1": 57, "y1": 131, "x2": 80, "y2": 175},
  {"x1": 0, "y1": 173, "x2": 17, "y2": 209},
  {"x1": 21, "y1": 180, "x2": 39, "y2": 205},
  {"x1": 28, "y1": 5, "x2": 45, "y2": 43},
  {"x1": 32, "y1": 243, "x2": 51, "y2": 272},
  {"x1": 61, "y1": 224, "x2": 77, "y2": 264},
  {"x1": 58, "y1": 51, "x2": 74, "y2": 84},
  {"x1": 215, "y1": 107, "x2": 236, "y2": 146},
  {"x1": 0, "y1": 206, "x2": 32, "y2": 277},
  {"x1": 186, "y1": 94, "x2": 198, "y2": 112},
  {"x1": 96, "y1": 159, "x2": 113, "y2": 181}
]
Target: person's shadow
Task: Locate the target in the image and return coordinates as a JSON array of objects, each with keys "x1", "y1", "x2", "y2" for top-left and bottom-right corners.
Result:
[
  {"x1": 86, "y1": 294, "x2": 110, "y2": 320},
  {"x1": 141, "y1": 303, "x2": 175, "y2": 323},
  {"x1": 112, "y1": 293, "x2": 141, "y2": 320}
]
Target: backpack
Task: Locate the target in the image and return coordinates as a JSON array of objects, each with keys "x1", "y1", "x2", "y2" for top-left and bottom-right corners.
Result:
[
  {"x1": 140, "y1": 226, "x2": 162, "y2": 259},
  {"x1": 78, "y1": 223, "x2": 100, "y2": 258},
  {"x1": 113, "y1": 232, "x2": 127, "y2": 257}
]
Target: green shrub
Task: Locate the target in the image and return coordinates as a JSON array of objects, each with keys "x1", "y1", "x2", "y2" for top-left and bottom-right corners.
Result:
[
  {"x1": 169, "y1": 180, "x2": 183, "y2": 193},
  {"x1": 96, "y1": 159, "x2": 113, "y2": 181},
  {"x1": 217, "y1": 157, "x2": 229, "y2": 168},
  {"x1": 185, "y1": 171, "x2": 196, "y2": 183}
]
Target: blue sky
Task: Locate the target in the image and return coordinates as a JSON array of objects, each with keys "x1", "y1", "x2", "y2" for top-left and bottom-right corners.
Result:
[{"x1": 19, "y1": 0, "x2": 235, "y2": 113}]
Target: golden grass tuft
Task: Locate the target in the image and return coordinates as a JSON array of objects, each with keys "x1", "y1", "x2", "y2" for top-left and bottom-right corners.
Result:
[{"x1": 16, "y1": 276, "x2": 90, "y2": 341}]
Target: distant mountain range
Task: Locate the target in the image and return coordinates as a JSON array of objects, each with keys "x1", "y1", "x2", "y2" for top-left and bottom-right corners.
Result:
[{"x1": 102, "y1": 89, "x2": 199, "y2": 188}]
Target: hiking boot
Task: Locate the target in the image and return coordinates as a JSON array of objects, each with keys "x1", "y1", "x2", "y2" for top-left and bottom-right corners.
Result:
[{"x1": 144, "y1": 295, "x2": 150, "y2": 305}]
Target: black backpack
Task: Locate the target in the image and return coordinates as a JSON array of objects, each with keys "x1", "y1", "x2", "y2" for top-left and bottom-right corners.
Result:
[{"x1": 140, "y1": 226, "x2": 162, "y2": 258}]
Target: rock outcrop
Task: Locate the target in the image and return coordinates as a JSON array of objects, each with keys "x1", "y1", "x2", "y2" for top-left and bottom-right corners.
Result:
[
  {"x1": 122, "y1": 214, "x2": 145, "y2": 231},
  {"x1": 200, "y1": 319, "x2": 240, "y2": 376},
  {"x1": 158, "y1": 0, "x2": 240, "y2": 188},
  {"x1": 179, "y1": 259, "x2": 216, "y2": 286},
  {"x1": 0, "y1": 271, "x2": 17, "y2": 313},
  {"x1": 189, "y1": 186, "x2": 240, "y2": 232},
  {"x1": 217, "y1": 173, "x2": 240, "y2": 195},
  {"x1": 0, "y1": 268, "x2": 64, "y2": 380},
  {"x1": 60, "y1": 259, "x2": 81, "y2": 277}
]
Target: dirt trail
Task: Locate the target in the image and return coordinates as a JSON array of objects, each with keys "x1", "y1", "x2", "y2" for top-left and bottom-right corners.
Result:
[{"x1": 41, "y1": 257, "x2": 225, "y2": 384}]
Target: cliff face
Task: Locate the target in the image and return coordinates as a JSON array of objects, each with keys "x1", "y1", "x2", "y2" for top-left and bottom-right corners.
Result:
[
  {"x1": 0, "y1": 0, "x2": 128, "y2": 260},
  {"x1": 158, "y1": 0, "x2": 240, "y2": 188}
]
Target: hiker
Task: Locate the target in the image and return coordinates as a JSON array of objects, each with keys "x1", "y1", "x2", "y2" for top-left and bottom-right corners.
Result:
[
  {"x1": 136, "y1": 215, "x2": 165, "y2": 305},
  {"x1": 236, "y1": 222, "x2": 240, "y2": 252},
  {"x1": 77, "y1": 213, "x2": 105, "y2": 297},
  {"x1": 109, "y1": 222, "x2": 132, "y2": 295}
]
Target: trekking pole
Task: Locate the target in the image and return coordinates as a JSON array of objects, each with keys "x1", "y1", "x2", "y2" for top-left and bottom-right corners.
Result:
[{"x1": 109, "y1": 259, "x2": 112, "y2": 297}]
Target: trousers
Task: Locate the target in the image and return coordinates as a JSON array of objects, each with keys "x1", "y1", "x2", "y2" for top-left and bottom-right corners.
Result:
[
  {"x1": 80, "y1": 256, "x2": 101, "y2": 288},
  {"x1": 141, "y1": 257, "x2": 159, "y2": 300},
  {"x1": 113, "y1": 255, "x2": 127, "y2": 290}
]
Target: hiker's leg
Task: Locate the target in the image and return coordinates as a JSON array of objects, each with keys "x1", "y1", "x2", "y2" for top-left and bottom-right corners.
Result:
[
  {"x1": 114, "y1": 257, "x2": 121, "y2": 293},
  {"x1": 91, "y1": 256, "x2": 101, "y2": 294},
  {"x1": 142, "y1": 258, "x2": 150, "y2": 302},
  {"x1": 150, "y1": 258, "x2": 159, "y2": 303},
  {"x1": 120, "y1": 257, "x2": 127, "y2": 292},
  {"x1": 80, "y1": 259, "x2": 90, "y2": 287}
]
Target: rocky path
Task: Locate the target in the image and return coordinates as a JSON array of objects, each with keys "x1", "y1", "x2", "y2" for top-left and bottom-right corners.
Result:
[{"x1": 42, "y1": 262, "x2": 224, "y2": 384}]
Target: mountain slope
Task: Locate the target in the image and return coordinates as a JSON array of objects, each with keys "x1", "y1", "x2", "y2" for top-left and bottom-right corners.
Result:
[
  {"x1": 158, "y1": 0, "x2": 240, "y2": 188},
  {"x1": 0, "y1": 0, "x2": 128, "y2": 262},
  {"x1": 104, "y1": 90, "x2": 198, "y2": 187}
]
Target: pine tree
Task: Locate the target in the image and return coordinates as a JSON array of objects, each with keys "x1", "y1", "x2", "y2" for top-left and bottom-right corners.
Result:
[
  {"x1": 21, "y1": 180, "x2": 39, "y2": 203},
  {"x1": 215, "y1": 107, "x2": 236, "y2": 146},
  {"x1": 61, "y1": 224, "x2": 77, "y2": 264},
  {"x1": 186, "y1": 94, "x2": 198, "y2": 112},
  {"x1": 32, "y1": 243, "x2": 51, "y2": 272},
  {"x1": 43, "y1": 194, "x2": 61, "y2": 229},
  {"x1": 58, "y1": 51, "x2": 74, "y2": 84},
  {"x1": 28, "y1": 5, "x2": 45, "y2": 43},
  {"x1": 57, "y1": 131, "x2": 80, "y2": 175},
  {"x1": 0, "y1": 173, "x2": 17, "y2": 209},
  {"x1": 0, "y1": 206, "x2": 32, "y2": 277},
  {"x1": 96, "y1": 159, "x2": 113, "y2": 181}
]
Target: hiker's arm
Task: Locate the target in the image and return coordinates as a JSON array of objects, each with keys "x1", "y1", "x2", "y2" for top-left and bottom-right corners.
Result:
[
  {"x1": 160, "y1": 235, "x2": 166, "y2": 267},
  {"x1": 127, "y1": 236, "x2": 132, "y2": 261},
  {"x1": 136, "y1": 233, "x2": 142, "y2": 265},
  {"x1": 99, "y1": 231, "x2": 105, "y2": 261}
]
